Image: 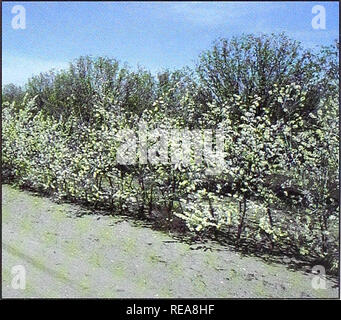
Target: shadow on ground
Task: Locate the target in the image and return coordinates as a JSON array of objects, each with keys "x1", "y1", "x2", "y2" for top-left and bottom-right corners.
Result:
[{"x1": 7, "y1": 182, "x2": 340, "y2": 284}]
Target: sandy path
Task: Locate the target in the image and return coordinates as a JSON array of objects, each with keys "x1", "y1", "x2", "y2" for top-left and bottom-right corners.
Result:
[{"x1": 2, "y1": 184, "x2": 339, "y2": 298}]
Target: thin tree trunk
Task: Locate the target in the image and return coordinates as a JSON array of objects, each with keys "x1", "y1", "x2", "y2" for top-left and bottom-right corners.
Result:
[
  {"x1": 267, "y1": 207, "x2": 274, "y2": 250},
  {"x1": 237, "y1": 196, "x2": 247, "y2": 242}
]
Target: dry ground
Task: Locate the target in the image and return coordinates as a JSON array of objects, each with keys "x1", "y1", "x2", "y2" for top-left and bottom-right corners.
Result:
[{"x1": 2, "y1": 184, "x2": 339, "y2": 298}]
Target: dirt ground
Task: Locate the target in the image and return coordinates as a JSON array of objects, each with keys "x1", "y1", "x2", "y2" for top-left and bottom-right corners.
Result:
[{"x1": 2, "y1": 184, "x2": 339, "y2": 298}]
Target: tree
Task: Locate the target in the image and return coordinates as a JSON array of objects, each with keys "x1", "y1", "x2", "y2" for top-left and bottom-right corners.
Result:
[{"x1": 196, "y1": 33, "x2": 338, "y2": 123}]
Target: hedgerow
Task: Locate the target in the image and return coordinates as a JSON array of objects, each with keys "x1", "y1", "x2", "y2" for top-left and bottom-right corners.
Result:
[{"x1": 2, "y1": 34, "x2": 339, "y2": 272}]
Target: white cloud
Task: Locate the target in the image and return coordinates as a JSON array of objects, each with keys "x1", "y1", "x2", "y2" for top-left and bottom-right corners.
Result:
[
  {"x1": 169, "y1": 2, "x2": 286, "y2": 27},
  {"x1": 2, "y1": 54, "x2": 68, "y2": 86}
]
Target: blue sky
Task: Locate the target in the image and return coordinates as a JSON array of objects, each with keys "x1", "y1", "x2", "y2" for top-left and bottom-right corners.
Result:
[{"x1": 2, "y1": 1, "x2": 339, "y2": 86}]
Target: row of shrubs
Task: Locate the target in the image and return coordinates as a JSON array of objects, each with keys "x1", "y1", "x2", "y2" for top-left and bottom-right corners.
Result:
[{"x1": 2, "y1": 34, "x2": 339, "y2": 272}]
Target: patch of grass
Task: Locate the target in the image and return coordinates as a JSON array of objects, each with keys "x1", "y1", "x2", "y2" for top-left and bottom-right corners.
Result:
[
  {"x1": 20, "y1": 217, "x2": 34, "y2": 234},
  {"x1": 148, "y1": 253, "x2": 162, "y2": 264},
  {"x1": 136, "y1": 276, "x2": 148, "y2": 293},
  {"x1": 203, "y1": 252, "x2": 219, "y2": 269},
  {"x1": 89, "y1": 251, "x2": 103, "y2": 267},
  {"x1": 228, "y1": 268, "x2": 238, "y2": 279},
  {"x1": 168, "y1": 261, "x2": 184, "y2": 277},
  {"x1": 51, "y1": 207, "x2": 67, "y2": 223},
  {"x1": 2, "y1": 207, "x2": 10, "y2": 223},
  {"x1": 121, "y1": 238, "x2": 137, "y2": 253},
  {"x1": 74, "y1": 217, "x2": 91, "y2": 234},
  {"x1": 79, "y1": 276, "x2": 91, "y2": 295},
  {"x1": 254, "y1": 282, "x2": 269, "y2": 297},
  {"x1": 111, "y1": 262, "x2": 126, "y2": 278},
  {"x1": 101, "y1": 287, "x2": 117, "y2": 298},
  {"x1": 191, "y1": 274, "x2": 207, "y2": 294},
  {"x1": 98, "y1": 226, "x2": 115, "y2": 244},
  {"x1": 160, "y1": 286, "x2": 173, "y2": 298},
  {"x1": 31, "y1": 197, "x2": 44, "y2": 209},
  {"x1": 41, "y1": 231, "x2": 57, "y2": 246},
  {"x1": 63, "y1": 239, "x2": 80, "y2": 257}
]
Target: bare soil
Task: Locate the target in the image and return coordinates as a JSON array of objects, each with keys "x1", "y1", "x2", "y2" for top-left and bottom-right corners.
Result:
[{"x1": 2, "y1": 184, "x2": 339, "y2": 298}]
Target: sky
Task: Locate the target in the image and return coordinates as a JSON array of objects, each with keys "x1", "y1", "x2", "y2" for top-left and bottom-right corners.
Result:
[{"x1": 2, "y1": 1, "x2": 339, "y2": 86}]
